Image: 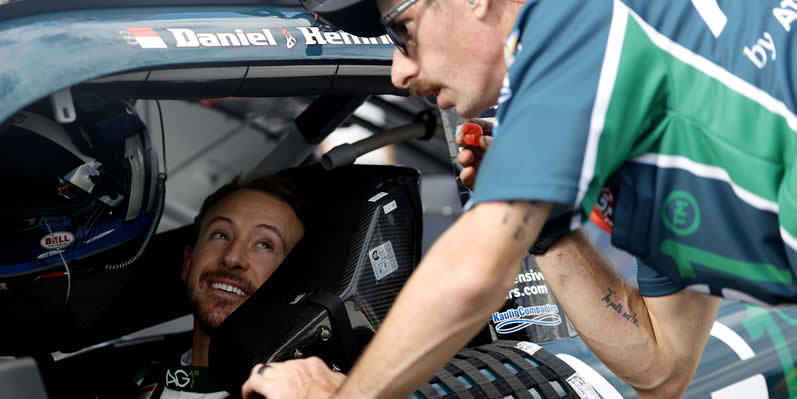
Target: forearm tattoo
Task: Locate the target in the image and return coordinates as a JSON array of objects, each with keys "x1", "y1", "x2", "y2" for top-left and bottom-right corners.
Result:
[{"x1": 601, "y1": 288, "x2": 640, "y2": 328}]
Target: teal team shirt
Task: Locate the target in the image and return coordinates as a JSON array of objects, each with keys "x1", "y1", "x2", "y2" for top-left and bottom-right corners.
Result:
[{"x1": 471, "y1": 0, "x2": 797, "y2": 305}]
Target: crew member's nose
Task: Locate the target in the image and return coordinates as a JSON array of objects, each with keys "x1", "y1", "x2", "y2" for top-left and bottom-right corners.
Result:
[{"x1": 391, "y1": 48, "x2": 420, "y2": 89}]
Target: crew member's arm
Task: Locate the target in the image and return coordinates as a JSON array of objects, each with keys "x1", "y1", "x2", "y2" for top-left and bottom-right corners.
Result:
[
  {"x1": 336, "y1": 200, "x2": 551, "y2": 398},
  {"x1": 537, "y1": 230, "x2": 721, "y2": 399},
  {"x1": 242, "y1": 200, "x2": 552, "y2": 399},
  {"x1": 457, "y1": 122, "x2": 721, "y2": 398}
]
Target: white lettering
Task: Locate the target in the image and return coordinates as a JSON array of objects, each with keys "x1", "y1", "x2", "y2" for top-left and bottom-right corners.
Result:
[
  {"x1": 197, "y1": 33, "x2": 220, "y2": 47},
  {"x1": 324, "y1": 31, "x2": 343, "y2": 44},
  {"x1": 235, "y1": 29, "x2": 250, "y2": 46},
  {"x1": 774, "y1": 6, "x2": 797, "y2": 32},
  {"x1": 298, "y1": 27, "x2": 391, "y2": 46},
  {"x1": 758, "y1": 32, "x2": 776, "y2": 60},
  {"x1": 339, "y1": 31, "x2": 361, "y2": 44},
  {"x1": 165, "y1": 369, "x2": 191, "y2": 388},
  {"x1": 781, "y1": 0, "x2": 797, "y2": 12},
  {"x1": 263, "y1": 29, "x2": 277, "y2": 46},
  {"x1": 744, "y1": 32, "x2": 776, "y2": 69},
  {"x1": 690, "y1": 0, "x2": 727, "y2": 38},
  {"x1": 168, "y1": 28, "x2": 199, "y2": 47},
  {"x1": 247, "y1": 32, "x2": 269, "y2": 46},
  {"x1": 298, "y1": 27, "x2": 327, "y2": 45},
  {"x1": 217, "y1": 32, "x2": 240, "y2": 46}
]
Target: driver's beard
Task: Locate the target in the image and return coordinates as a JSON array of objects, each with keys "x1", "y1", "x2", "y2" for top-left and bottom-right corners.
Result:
[
  {"x1": 189, "y1": 291, "x2": 237, "y2": 334},
  {"x1": 186, "y1": 272, "x2": 243, "y2": 334}
]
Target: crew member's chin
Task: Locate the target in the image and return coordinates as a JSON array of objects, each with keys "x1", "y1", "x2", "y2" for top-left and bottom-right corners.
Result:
[{"x1": 436, "y1": 90, "x2": 454, "y2": 110}]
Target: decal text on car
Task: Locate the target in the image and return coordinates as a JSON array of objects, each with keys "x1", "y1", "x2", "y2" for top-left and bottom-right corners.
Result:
[{"x1": 122, "y1": 27, "x2": 393, "y2": 49}]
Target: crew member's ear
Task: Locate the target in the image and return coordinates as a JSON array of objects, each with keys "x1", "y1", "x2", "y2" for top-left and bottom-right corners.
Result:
[
  {"x1": 471, "y1": 0, "x2": 490, "y2": 19},
  {"x1": 181, "y1": 245, "x2": 193, "y2": 281}
]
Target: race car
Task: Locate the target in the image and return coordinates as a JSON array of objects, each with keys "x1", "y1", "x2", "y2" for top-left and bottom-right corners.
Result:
[{"x1": 1, "y1": 1, "x2": 796, "y2": 398}]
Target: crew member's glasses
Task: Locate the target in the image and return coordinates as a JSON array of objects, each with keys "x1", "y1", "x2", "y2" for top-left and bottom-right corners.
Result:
[{"x1": 381, "y1": 0, "x2": 420, "y2": 55}]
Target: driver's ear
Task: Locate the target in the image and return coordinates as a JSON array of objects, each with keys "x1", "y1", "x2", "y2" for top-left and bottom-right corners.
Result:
[{"x1": 181, "y1": 245, "x2": 193, "y2": 281}]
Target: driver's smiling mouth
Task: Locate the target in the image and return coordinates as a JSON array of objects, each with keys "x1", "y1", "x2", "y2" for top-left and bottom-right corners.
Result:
[{"x1": 209, "y1": 281, "x2": 248, "y2": 297}]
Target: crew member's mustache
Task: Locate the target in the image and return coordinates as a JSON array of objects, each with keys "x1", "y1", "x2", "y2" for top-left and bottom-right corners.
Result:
[{"x1": 409, "y1": 80, "x2": 441, "y2": 97}]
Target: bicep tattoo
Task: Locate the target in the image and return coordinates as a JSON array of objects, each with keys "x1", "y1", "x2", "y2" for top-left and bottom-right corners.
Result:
[{"x1": 502, "y1": 201, "x2": 541, "y2": 242}]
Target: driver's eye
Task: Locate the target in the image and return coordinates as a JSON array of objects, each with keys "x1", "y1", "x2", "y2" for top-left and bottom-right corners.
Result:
[{"x1": 211, "y1": 232, "x2": 228, "y2": 240}]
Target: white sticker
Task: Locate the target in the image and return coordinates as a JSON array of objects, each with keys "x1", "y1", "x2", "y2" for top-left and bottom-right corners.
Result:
[
  {"x1": 383, "y1": 200, "x2": 398, "y2": 214},
  {"x1": 369, "y1": 192, "x2": 388, "y2": 202},
  {"x1": 40, "y1": 231, "x2": 74, "y2": 250},
  {"x1": 514, "y1": 341, "x2": 543, "y2": 356},
  {"x1": 566, "y1": 374, "x2": 602, "y2": 399},
  {"x1": 369, "y1": 241, "x2": 399, "y2": 280}
]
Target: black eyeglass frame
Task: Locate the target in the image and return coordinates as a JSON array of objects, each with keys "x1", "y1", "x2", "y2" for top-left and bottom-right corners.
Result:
[{"x1": 380, "y1": 0, "x2": 420, "y2": 55}]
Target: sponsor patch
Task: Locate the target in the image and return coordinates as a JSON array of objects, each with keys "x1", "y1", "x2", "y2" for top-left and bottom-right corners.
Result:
[
  {"x1": 165, "y1": 368, "x2": 193, "y2": 389},
  {"x1": 590, "y1": 187, "x2": 615, "y2": 233},
  {"x1": 40, "y1": 231, "x2": 74, "y2": 250},
  {"x1": 491, "y1": 304, "x2": 562, "y2": 334}
]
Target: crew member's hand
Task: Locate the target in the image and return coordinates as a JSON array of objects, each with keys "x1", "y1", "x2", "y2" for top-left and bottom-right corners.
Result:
[
  {"x1": 242, "y1": 357, "x2": 345, "y2": 399},
  {"x1": 455, "y1": 119, "x2": 494, "y2": 189}
]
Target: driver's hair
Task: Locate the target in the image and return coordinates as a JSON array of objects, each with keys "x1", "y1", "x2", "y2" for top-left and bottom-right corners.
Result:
[{"x1": 191, "y1": 173, "x2": 306, "y2": 245}]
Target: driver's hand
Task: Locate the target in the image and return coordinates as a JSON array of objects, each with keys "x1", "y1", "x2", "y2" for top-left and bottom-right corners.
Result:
[
  {"x1": 242, "y1": 357, "x2": 345, "y2": 399},
  {"x1": 455, "y1": 119, "x2": 494, "y2": 189}
]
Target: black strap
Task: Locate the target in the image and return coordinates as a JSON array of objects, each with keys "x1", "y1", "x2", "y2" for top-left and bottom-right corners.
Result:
[
  {"x1": 495, "y1": 341, "x2": 581, "y2": 398},
  {"x1": 526, "y1": 345, "x2": 576, "y2": 380},
  {"x1": 304, "y1": 290, "x2": 358, "y2": 371},
  {"x1": 489, "y1": 346, "x2": 558, "y2": 395},
  {"x1": 417, "y1": 381, "x2": 441, "y2": 398},
  {"x1": 472, "y1": 347, "x2": 533, "y2": 399},
  {"x1": 450, "y1": 358, "x2": 502, "y2": 399},
  {"x1": 415, "y1": 341, "x2": 592, "y2": 399},
  {"x1": 436, "y1": 367, "x2": 474, "y2": 399}
]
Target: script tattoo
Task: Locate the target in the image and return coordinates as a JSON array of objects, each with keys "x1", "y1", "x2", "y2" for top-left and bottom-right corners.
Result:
[{"x1": 601, "y1": 288, "x2": 639, "y2": 328}]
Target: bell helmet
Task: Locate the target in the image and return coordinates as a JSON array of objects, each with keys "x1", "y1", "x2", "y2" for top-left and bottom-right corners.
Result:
[{"x1": 0, "y1": 93, "x2": 163, "y2": 278}]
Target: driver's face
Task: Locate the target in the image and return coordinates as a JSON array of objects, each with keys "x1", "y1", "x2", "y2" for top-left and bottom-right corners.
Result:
[
  {"x1": 181, "y1": 189, "x2": 304, "y2": 332},
  {"x1": 380, "y1": 0, "x2": 506, "y2": 118}
]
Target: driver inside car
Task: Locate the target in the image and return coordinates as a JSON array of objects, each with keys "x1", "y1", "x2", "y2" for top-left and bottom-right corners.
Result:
[{"x1": 107, "y1": 172, "x2": 308, "y2": 399}]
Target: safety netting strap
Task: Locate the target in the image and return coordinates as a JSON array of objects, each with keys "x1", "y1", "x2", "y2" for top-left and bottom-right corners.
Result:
[{"x1": 414, "y1": 341, "x2": 584, "y2": 399}]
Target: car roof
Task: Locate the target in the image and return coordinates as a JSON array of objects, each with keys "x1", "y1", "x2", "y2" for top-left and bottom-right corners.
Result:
[{"x1": 0, "y1": 0, "x2": 398, "y2": 122}]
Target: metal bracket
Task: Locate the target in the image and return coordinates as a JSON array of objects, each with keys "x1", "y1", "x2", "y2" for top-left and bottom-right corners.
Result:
[{"x1": 50, "y1": 88, "x2": 76, "y2": 124}]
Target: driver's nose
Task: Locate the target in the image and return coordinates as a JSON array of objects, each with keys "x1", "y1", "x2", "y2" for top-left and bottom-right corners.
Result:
[
  {"x1": 391, "y1": 48, "x2": 420, "y2": 90},
  {"x1": 221, "y1": 239, "x2": 247, "y2": 270}
]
